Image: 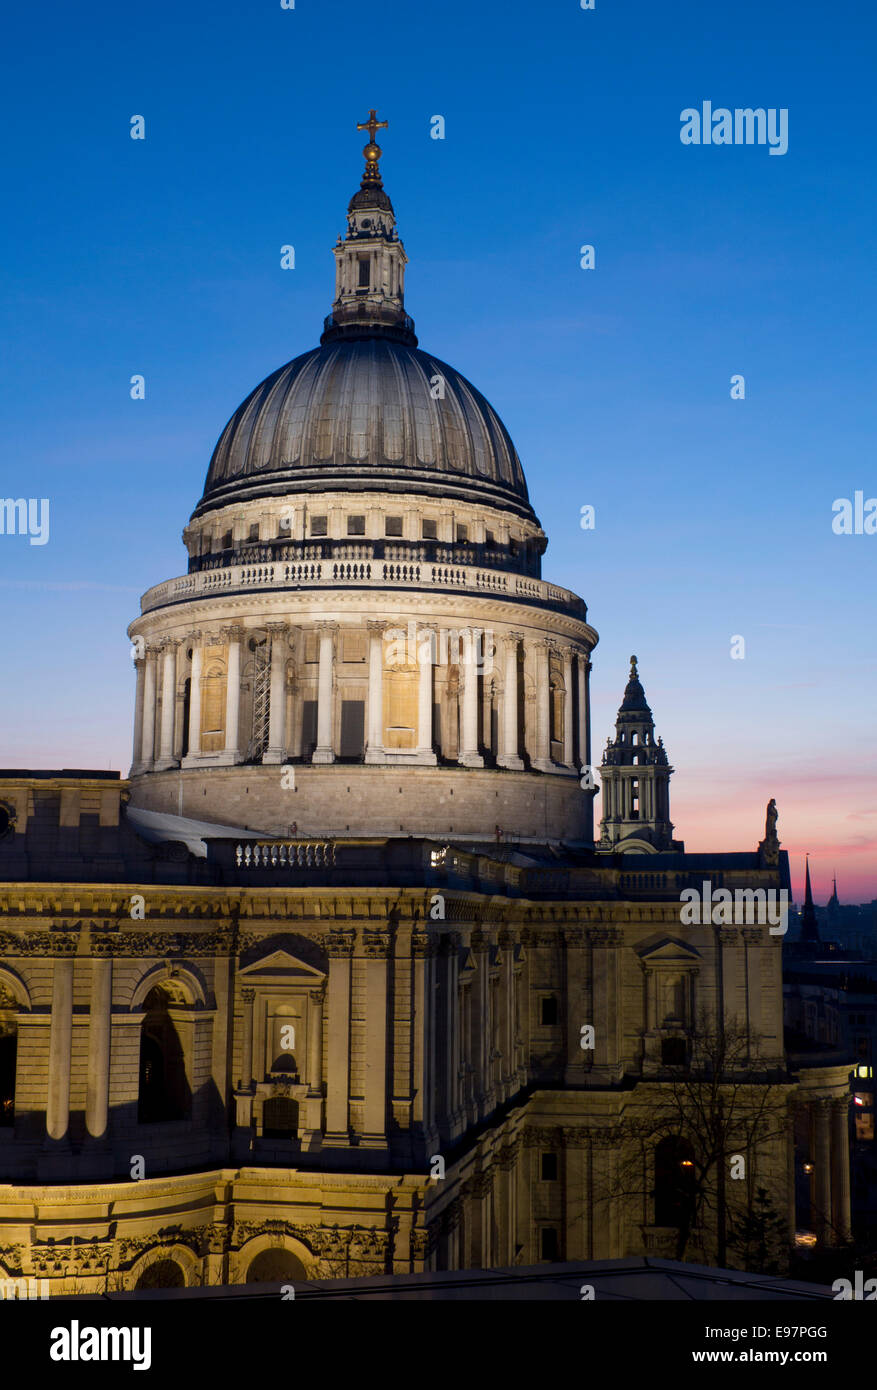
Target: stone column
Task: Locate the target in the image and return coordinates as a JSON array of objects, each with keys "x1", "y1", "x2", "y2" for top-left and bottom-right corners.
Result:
[
  {"x1": 590, "y1": 929, "x2": 621, "y2": 1081},
  {"x1": 46, "y1": 956, "x2": 74, "y2": 1142},
  {"x1": 812, "y1": 1099, "x2": 833, "y2": 1242},
  {"x1": 222, "y1": 624, "x2": 243, "y2": 763},
  {"x1": 787, "y1": 1107, "x2": 799, "y2": 1249},
  {"x1": 312, "y1": 622, "x2": 337, "y2": 764},
  {"x1": 140, "y1": 648, "x2": 157, "y2": 770},
  {"x1": 308, "y1": 988, "x2": 324, "y2": 1094},
  {"x1": 239, "y1": 987, "x2": 255, "y2": 1089},
  {"x1": 365, "y1": 620, "x2": 385, "y2": 763},
  {"x1": 532, "y1": 640, "x2": 552, "y2": 772},
  {"x1": 645, "y1": 968, "x2": 657, "y2": 1029},
  {"x1": 831, "y1": 1097, "x2": 851, "y2": 1241},
  {"x1": 416, "y1": 627, "x2": 438, "y2": 763},
  {"x1": 458, "y1": 629, "x2": 484, "y2": 767},
  {"x1": 498, "y1": 632, "x2": 524, "y2": 770},
  {"x1": 718, "y1": 927, "x2": 741, "y2": 1033},
  {"x1": 263, "y1": 622, "x2": 288, "y2": 764},
  {"x1": 363, "y1": 936, "x2": 390, "y2": 1147},
  {"x1": 85, "y1": 956, "x2": 112, "y2": 1140},
  {"x1": 325, "y1": 939, "x2": 353, "y2": 1143},
  {"x1": 577, "y1": 654, "x2": 590, "y2": 769},
  {"x1": 412, "y1": 937, "x2": 428, "y2": 1137},
  {"x1": 130, "y1": 656, "x2": 146, "y2": 774},
  {"x1": 504, "y1": 946, "x2": 515, "y2": 1089},
  {"x1": 186, "y1": 633, "x2": 203, "y2": 759},
  {"x1": 564, "y1": 930, "x2": 587, "y2": 1084},
  {"x1": 155, "y1": 639, "x2": 180, "y2": 770},
  {"x1": 562, "y1": 645, "x2": 574, "y2": 768}
]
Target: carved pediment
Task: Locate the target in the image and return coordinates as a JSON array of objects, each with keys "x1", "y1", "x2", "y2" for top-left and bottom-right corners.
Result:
[
  {"x1": 636, "y1": 936, "x2": 702, "y2": 968},
  {"x1": 459, "y1": 949, "x2": 477, "y2": 976},
  {"x1": 240, "y1": 949, "x2": 326, "y2": 983}
]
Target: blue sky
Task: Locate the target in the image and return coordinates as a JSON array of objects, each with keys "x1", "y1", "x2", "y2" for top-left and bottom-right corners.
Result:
[{"x1": 1, "y1": 0, "x2": 874, "y2": 897}]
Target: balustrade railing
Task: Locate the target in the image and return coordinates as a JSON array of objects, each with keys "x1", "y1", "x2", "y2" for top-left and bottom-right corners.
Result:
[
  {"x1": 235, "y1": 840, "x2": 336, "y2": 869},
  {"x1": 141, "y1": 557, "x2": 587, "y2": 620}
]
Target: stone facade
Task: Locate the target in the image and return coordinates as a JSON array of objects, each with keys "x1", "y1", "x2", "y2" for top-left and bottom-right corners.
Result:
[
  {"x1": 0, "y1": 120, "x2": 854, "y2": 1292},
  {"x1": 0, "y1": 782, "x2": 852, "y2": 1290}
]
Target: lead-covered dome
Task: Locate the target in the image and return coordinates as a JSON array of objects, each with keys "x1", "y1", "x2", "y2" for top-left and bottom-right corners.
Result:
[
  {"x1": 193, "y1": 131, "x2": 539, "y2": 526},
  {"x1": 193, "y1": 339, "x2": 536, "y2": 522}
]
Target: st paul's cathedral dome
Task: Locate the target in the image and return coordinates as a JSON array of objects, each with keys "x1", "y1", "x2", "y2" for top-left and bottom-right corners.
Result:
[{"x1": 127, "y1": 112, "x2": 599, "y2": 846}]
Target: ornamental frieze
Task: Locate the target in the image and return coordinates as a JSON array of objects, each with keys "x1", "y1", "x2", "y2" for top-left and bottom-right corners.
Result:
[
  {"x1": 231, "y1": 1219, "x2": 388, "y2": 1263},
  {"x1": 408, "y1": 1227, "x2": 429, "y2": 1261},
  {"x1": 362, "y1": 930, "x2": 393, "y2": 957},
  {"x1": 590, "y1": 928, "x2": 624, "y2": 947},
  {"x1": 0, "y1": 1245, "x2": 24, "y2": 1275},
  {"x1": 562, "y1": 928, "x2": 591, "y2": 949},
  {"x1": 92, "y1": 930, "x2": 232, "y2": 957},
  {"x1": 468, "y1": 1169, "x2": 494, "y2": 1198},
  {"x1": 30, "y1": 1238, "x2": 114, "y2": 1278},
  {"x1": 115, "y1": 1225, "x2": 204, "y2": 1268},
  {"x1": 326, "y1": 929, "x2": 356, "y2": 957},
  {"x1": 523, "y1": 1126, "x2": 562, "y2": 1147},
  {"x1": 519, "y1": 928, "x2": 566, "y2": 948},
  {"x1": 410, "y1": 931, "x2": 436, "y2": 957},
  {"x1": 0, "y1": 931, "x2": 78, "y2": 956},
  {"x1": 495, "y1": 1139, "x2": 522, "y2": 1169},
  {"x1": 237, "y1": 928, "x2": 322, "y2": 953}
]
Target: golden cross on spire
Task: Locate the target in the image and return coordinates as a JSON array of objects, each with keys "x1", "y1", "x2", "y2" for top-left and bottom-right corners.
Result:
[
  {"x1": 357, "y1": 109, "x2": 388, "y2": 179},
  {"x1": 357, "y1": 109, "x2": 388, "y2": 145}
]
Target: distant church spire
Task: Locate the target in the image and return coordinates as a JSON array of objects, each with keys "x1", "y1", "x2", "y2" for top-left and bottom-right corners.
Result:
[
  {"x1": 800, "y1": 856, "x2": 820, "y2": 944},
  {"x1": 597, "y1": 656, "x2": 679, "y2": 853},
  {"x1": 321, "y1": 110, "x2": 417, "y2": 347},
  {"x1": 827, "y1": 871, "x2": 840, "y2": 924}
]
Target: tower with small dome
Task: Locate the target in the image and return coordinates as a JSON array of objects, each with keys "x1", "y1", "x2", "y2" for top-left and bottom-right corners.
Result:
[{"x1": 597, "y1": 656, "x2": 679, "y2": 853}]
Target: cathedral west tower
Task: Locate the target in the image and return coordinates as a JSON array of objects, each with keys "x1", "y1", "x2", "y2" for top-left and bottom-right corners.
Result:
[{"x1": 597, "y1": 657, "x2": 680, "y2": 853}]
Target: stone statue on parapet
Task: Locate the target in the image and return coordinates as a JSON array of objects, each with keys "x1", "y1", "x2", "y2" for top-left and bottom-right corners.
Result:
[{"x1": 758, "y1": 797, "x2": 781, "y2": 865}]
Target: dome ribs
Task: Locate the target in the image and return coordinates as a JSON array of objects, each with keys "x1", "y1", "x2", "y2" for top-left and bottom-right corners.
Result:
[{"x1": 195, "y1": 338, "x2": 538, "y2": 522}]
